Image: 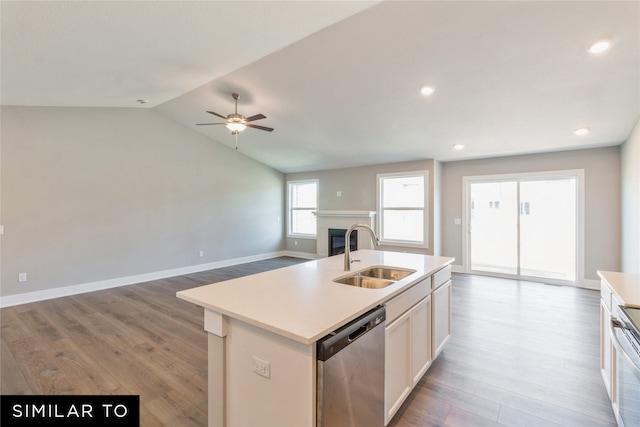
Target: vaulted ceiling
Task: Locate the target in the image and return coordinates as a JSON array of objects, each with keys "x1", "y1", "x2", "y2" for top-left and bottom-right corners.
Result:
[{"x1": 3, "y1": 1, "x2": 638, "y2": 173}]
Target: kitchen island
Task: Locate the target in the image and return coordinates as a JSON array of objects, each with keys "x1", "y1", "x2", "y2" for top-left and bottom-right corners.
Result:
[{"x1": 177, "y1": 250, "x2": 454, "y2": 427}]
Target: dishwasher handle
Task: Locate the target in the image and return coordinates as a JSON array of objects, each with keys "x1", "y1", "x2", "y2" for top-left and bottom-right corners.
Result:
[
  {"x1": 317, "y1": 306, "x2": 385, "y2": 362},
  {"x1": 348, "y1": 325, "x2": 368, "y2": 342}
]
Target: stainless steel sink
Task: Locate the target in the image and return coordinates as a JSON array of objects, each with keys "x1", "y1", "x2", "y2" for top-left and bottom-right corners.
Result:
[
  {"x1": 359, "y1": 267, "x2": 415, "y2": 281},
  {"x1": 334, "y1": 274, "x2": 395, "y2": 289},
  {"x1": 334, "y1": 266, "x2": 416, "y2": 289}
]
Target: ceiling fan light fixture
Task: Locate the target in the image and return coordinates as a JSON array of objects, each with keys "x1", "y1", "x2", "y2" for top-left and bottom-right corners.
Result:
[
  {"x1": 574, "y1": 127, "x2": 590, "y2": 136},
  {"x1": 420, "y1": 85, "x2": 435, "y2": 96},
  {"x1": 226, "y1": 114, "x2": 247, "y2": 132},
  {"x1": 226, "y1": 122, "x2": 247, "y2": 132},
  {"x1": 196, "y1": 93, "x2": 273, "y2": 141},
  {"x1": 587, "y1": 39, "x2": 611, "y2": 54}
]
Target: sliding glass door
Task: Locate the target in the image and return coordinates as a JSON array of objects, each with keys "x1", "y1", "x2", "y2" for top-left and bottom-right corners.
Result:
[
  {"x1": 519, "y1": 178, "x2": 576, "y2": 281},
  {"x1": 468, "y1": 173, "x2": 577, "y2": 283},
  {"x1": 469, "y1": 181, "x2": 518, "y2": 275}
]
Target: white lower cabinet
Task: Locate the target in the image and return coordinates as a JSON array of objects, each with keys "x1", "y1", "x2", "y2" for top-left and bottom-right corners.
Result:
[
  {"x1": 384, "y1": 296, "x2": 431, "y2": 425},
  {"x1": 432, "y1": 279, "x2": 451, "y2": 360},
  {"x1": 383, "y1": 266, "x2": 452, "y2": 426},
  {"x1": 411, "y1": 296, "x2": 432, "y2": 384},
  {"x1": 385, "y1": 308, "x2": 411, "y2": 425}
]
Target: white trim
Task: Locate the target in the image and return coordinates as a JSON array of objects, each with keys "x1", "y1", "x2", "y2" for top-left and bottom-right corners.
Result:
[
  {"x1": 204, "y1": 309, "x2": 228, "y2": 337},
  {"x1": 313, "y1": 210, "x2": 376, "y2": 218},
  {"x1": 579, "y1": 278, "x2": 601, "y2": 290},
  {"x1": 0, "y1": 251, "x2": 288, "y2": 308},
  {"x1": 287, "y1": 232, "x2": 316, "y2": 239},
  {"x1": 286, "y1": 234, "x2": 316, "y2": 240},
  {"x1": 376, "y1": 170, "x2": 429, "y2": 249},
  {"x1": 287, "y1": 179, "x2": 319, "y2": 238},
  {"x1": 283, "y1": 250, "x2": 317, "y2": 260},
  {"x1": 454, "y1": 270, "x2": 599, "y2": 289},
  {"x1": 451, "y1": 264, "x2": 465, "y2": 274},
  {"x1": 462, "y1": 169, "x2": 585, "y2": 287},
  {"x1": 313, "y1": 211, "x2": 377, "y2": 258}
]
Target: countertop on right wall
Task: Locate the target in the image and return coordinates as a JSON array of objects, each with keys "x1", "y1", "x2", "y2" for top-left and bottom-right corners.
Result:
[{"x1": 598, "y1": 270, "x2": 640, "y2": 307}]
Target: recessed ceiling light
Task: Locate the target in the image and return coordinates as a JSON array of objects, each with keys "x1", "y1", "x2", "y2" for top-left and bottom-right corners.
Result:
[
  {"x1": 453, "y1": 143, "x2": 465, "y2": 150},
  {"x1": 574, "y1": 127, "x2": 590, "y2": 136},
  {"x1": 136, "y1": 99, "x2": 149, "y2": 104},
  {"x1": 587, "y1": 40, "x2": 611, "y2": 54},
  {"x1": 420, "y1": 86, "x2": 435, "y2": 96}
]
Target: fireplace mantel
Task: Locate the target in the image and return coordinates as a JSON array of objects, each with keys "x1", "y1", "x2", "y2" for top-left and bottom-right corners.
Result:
[{"x1": 313, "y1": 210, "x2": 377, "y2": 258}]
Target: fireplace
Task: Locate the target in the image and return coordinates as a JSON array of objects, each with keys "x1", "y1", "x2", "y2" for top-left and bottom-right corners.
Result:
[
  {"x1": 328, "y1": 228, "x2": 357, "y2": 256},
  {"x1": 313, "y1": 211, "x2": 376, "y2": 259}
]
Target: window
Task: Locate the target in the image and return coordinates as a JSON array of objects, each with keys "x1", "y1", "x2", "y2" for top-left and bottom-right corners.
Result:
[
  {"x1": 377, "y1": 171, "x2": 428, "y2": 247},
  {"x1": 287, "y1": 180, "x2": 318, "y2": 237}
]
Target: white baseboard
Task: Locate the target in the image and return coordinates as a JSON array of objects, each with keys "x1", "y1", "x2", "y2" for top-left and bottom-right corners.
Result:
[
  {"x1": 579, "y1": 278, "x2": 601, "y2": 290},
  {"x1": 0, "y1": 251, "x2": 288, "y2": 308},
  {"x1": 283, "y1": 250, "x2": 317, "y2": 260},
  {"x1": 451, "y1": 264, "x2": 465, "y2": 274},
  {"x1": 449, "y1": 265, "x2": 600, "y2": 290},
  {"x1": 2, "y1": 252, "x2": 598, "y2": 308}
]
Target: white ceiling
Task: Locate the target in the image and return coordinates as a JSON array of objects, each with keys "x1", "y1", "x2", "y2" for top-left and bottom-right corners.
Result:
[{"x1": 3, "y1": 1, "x2": 639, "y2": 173}]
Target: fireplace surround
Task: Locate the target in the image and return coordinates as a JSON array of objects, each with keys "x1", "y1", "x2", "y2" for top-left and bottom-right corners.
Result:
[{"x1": 313, "y1": 211, "x2": 376, "y2": 259}]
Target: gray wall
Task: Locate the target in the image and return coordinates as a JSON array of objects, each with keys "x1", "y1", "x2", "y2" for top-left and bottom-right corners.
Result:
[
  {"x1": 441, "y1": 146, "x2": 621, "y2": 282},
  {"x1": 2, "y1": 105, "x2": 631, "y2": 300},
  {"x1": 621, "y1": 117, "x2": 640, "y2": 273},
  {"x1": 1, "y1": 106, "x2": 284, "y2": 297},
  {"x1": 285, "y1": 159, "x2": 438, "y2": 256}
]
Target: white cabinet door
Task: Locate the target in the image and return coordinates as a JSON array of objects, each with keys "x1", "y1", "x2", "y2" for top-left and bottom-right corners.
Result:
[
  {"x1": 432, "y1": 280, "x2": 451, "y2": 360},
  {"x1": 600, "y1": 299, "x2": 612, "y2": 398},
  {"x1": 411, "y1": 296, "x2": 431, "y2": 384},
  {"x1": 385, "y1": 308, "x2": 412, "y2": 425},
  {"x1": 385, "y1": 296, "x2": 433, "y2": 425}
]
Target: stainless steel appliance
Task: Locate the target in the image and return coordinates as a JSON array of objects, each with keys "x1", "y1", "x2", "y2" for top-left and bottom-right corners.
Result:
[
  {"x1": 611, "y1": 305, "x2": 640, "y2": 427},
  {"x1": 317, "y1": 306, "x2": 385, "y2": 427}
]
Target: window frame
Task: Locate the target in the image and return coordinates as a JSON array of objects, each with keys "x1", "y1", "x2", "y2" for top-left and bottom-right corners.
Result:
[
  {"x1": 377, "y1": 170, "x2": 429, "y2": 248},
  {"x1": 287, "y1": 179, "x2": 319, "y2": 239}
]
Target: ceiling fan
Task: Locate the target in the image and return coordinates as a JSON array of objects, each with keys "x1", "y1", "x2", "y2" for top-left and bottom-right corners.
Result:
[{"x1": 197, "y1": 93, "x2": 273, "y2": 149}]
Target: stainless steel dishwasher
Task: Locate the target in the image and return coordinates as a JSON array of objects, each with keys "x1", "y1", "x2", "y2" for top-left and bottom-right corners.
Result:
[{"x1": 317, "y1": 306, "x2": 386, "y2": 427}]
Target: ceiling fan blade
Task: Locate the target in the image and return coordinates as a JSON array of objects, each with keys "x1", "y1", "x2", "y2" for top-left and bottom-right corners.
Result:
[
  {"x1": 196, "y1": 122, "x2": 226, "y2": 126},
  {"x1": 245, "y1": 114, "x2": 266, "y2": 122},
  {"x1": 246, "y1": 123, "x2": 274, "y2": 132},
  {"x1": 206, "y1": 111, "x2": 228, "y2": 120}
]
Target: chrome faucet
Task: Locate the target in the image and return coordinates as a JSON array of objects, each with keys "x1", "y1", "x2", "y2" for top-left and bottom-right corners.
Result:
[{"x1": 344, "y1": 224, "x2": 380, "y2": 271}]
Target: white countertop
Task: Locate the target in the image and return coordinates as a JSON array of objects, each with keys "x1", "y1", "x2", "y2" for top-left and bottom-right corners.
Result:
[
  {"x1": 177, "y1": 250, "x2": 454, "y2": 345},
  {"x1": 598, "y1": 270, "x2": 640, "y2": 308}
]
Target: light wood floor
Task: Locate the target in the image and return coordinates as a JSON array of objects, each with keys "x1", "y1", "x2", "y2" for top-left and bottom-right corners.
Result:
[
  {"x1": 1, "y1": 259, "x2": 616, "y2": 426},
  {"x1": 389, "y1": 274, "x2": 616, "y2": 427}
]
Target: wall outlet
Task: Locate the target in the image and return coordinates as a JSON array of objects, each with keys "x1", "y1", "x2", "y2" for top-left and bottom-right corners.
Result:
[
  {"x1": 294, "y1": 240, "x2": 298, "y2": 246},
  {"x1": 199, "y1": 250, "x2": 204, "y2": 258},
  {"x1": 252, "y1": 356, "x2": 271, "y2": 379},
  {"x1": 454, "y1": 218, "x2": 462, "y2": 225},
  {"x1": 336, "y1": 191, "x2": 342, "y2": 197},
  {"x1": 18, "y1": 272, "x2": 27, "y2": 282}
]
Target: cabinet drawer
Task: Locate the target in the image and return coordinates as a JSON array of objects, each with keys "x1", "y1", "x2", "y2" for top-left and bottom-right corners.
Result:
[
  {"x1": 386, "y1": 277, "x2": 430, "y2": 324},
  {"x1": 432, "y1": 265, "x2": 451, "y2": 290}
]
